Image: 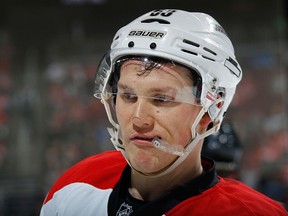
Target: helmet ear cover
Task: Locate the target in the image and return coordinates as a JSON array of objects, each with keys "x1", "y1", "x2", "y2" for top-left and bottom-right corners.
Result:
[
  {"x1": 108, "y1": 55, "x2": 203, "y2": 106},
  {"x1": 207, "y1": 88, "x2": 226, "y2": 122}
]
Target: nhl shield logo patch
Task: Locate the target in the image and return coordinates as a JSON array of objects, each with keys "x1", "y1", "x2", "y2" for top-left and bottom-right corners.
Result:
[{"x1": 116, "y1": 202, "x2": 133, "y2": 216}]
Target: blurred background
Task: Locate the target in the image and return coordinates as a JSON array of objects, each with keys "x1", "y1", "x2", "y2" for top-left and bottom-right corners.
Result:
[{"x1": 0, "y1": 0, "x2": 287, "y2": 215}]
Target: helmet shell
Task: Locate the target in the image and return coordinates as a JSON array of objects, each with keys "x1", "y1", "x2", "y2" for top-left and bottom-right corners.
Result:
[{"x1": 97, "y1": 9, "x2": 242, "y2": 124}]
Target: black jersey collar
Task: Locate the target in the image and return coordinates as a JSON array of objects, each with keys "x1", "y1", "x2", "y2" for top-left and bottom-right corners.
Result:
[{"x1": 108, "y1": 157, "x2": 218, "y2": 216}]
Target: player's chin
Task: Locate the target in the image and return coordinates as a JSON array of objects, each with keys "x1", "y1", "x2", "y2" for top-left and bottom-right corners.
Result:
[{"x1": 130, "y1": 149, "x2": 172, "y2": 174}]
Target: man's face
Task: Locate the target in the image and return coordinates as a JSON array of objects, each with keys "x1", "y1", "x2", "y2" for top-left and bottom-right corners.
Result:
[{"x1": 115, "y1": 60, "x2": 202, "y2": 174}]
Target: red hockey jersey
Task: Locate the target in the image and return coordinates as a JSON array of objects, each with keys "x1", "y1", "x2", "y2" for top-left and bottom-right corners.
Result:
[{"x1": 40, "y1": 150, "x2": 287, "y2": 216}]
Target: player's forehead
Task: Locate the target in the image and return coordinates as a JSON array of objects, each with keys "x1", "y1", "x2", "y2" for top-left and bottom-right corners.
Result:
[{"x1": 119, "y1": 58, "x2": 194, "y2": 85}]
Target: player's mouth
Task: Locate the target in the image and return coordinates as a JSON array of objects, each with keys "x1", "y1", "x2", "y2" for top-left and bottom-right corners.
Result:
[{"x1": 130, "y1": 135, "x2": 161, "y2": 146}]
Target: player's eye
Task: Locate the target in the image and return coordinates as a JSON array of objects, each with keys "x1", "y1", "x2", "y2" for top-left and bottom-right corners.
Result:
[
  {"x1": 119, "y1": 92, "x2": 137, "y2": 102},
  {"x1": 153, "y1": 95, "x2": 174, "y2": 103}
]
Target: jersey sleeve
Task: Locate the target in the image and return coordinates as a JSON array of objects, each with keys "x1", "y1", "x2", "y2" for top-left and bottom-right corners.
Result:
[{"x1": 41, "y1": 150, "x2": 126, "y2": 216}]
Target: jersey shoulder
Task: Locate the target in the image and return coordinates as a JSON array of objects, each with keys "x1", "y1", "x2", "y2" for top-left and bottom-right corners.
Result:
[
  {"x1": 214, "y1": 178, "x2": 287, "y2": 215},
  {"x1": 43, "y1": 150, "x2": 126, "y2": 204},
  {"x1": 167, "y1": 177, "x2": 287, "y2": 215}
]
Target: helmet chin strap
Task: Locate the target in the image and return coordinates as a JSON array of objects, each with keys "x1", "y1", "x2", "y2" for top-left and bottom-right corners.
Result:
[
  {"x1": 105, "y1": 97, "x2": 220, "y2": 177},
  {"x1": 139, "y1": 106, "x2": 220, "y2": 178}
]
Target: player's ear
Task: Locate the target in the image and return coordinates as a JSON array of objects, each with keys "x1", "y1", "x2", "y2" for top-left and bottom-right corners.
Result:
[
  {"x1": 196, "y1": 113, "x2": 211, "y2": 134},
  {"x1": 199, "y1": 112, "x2": 212, "y2": 129}
]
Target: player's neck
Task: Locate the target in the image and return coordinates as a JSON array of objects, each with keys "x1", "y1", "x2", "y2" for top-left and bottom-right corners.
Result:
[{"x1": 129, "y1": 153, "x2": 203, "y2": 201}]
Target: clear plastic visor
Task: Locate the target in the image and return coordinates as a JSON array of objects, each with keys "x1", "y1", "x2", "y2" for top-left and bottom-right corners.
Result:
[
  {"x1": 94, "y1": 52, "x2": 202, "y2": 106},
  {"x1": 94, "y1": 52, "x2": 112, "y2": 99},
  {"x1": 104, "y1": 87, "x2": 201, "y2": 106}
]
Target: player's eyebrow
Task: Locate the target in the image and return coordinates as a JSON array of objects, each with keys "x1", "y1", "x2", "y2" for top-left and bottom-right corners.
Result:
[
  {"x1": 117, "y1": 82, "x2": 132, "y2": 92},
  {"x1": 117, "y1": 82, "x2": 177, "y2": 95}
]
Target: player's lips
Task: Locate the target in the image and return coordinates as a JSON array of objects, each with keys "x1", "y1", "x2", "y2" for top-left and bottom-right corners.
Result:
[{"x1": 130, "y1": 134, "x2": 161, "y2": 145}]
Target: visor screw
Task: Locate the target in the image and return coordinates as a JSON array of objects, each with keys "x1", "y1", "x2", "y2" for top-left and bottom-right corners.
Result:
[
  {"x1": 212, "y1": 78, "x2": 217, "y2": 83},
  {"x1": 128, "y1": 41, "x2": 134, "y2": 48},
  {"x1": 150, "y1": 43, "x2": 157, "y2": 49},
  {"x1": 211, "y1": 86, "x2": 216, "y2": 91}
]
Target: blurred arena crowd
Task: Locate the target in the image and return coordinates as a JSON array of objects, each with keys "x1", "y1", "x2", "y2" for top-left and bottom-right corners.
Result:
[{"x1": 0, "y1": 11, "x2": 287, "y2": 215}]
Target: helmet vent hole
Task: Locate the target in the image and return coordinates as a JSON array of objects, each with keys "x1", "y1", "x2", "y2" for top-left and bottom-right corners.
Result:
[
  {"x1": 141, "y1": 18, "x2": 170, "y2": 24},
  {"x1": 203, "y1": 47, "x2": 217, "y2": 56},
  {"x1": 183, "y1": 39, "x2": 200, "y2": 47},
  {"x1": 181, "y1": 49, "x2": 197, "y2": 56},
  {"x1": 202, "y1": 55, "x2": 215, "y2": 61}
]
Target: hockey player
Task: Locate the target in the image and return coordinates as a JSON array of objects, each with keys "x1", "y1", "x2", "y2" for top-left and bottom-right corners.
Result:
[{"x1": 40, "y1": 9, "x2": 287, "y2": 215}]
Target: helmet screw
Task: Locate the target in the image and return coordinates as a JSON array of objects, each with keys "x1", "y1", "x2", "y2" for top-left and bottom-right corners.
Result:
[
  {"x1": 150, "y1": 43, "x2": 157, "y2": 49},
  {"x1": 128, "y1": 41, "x2": 134, "y2": 48}
]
